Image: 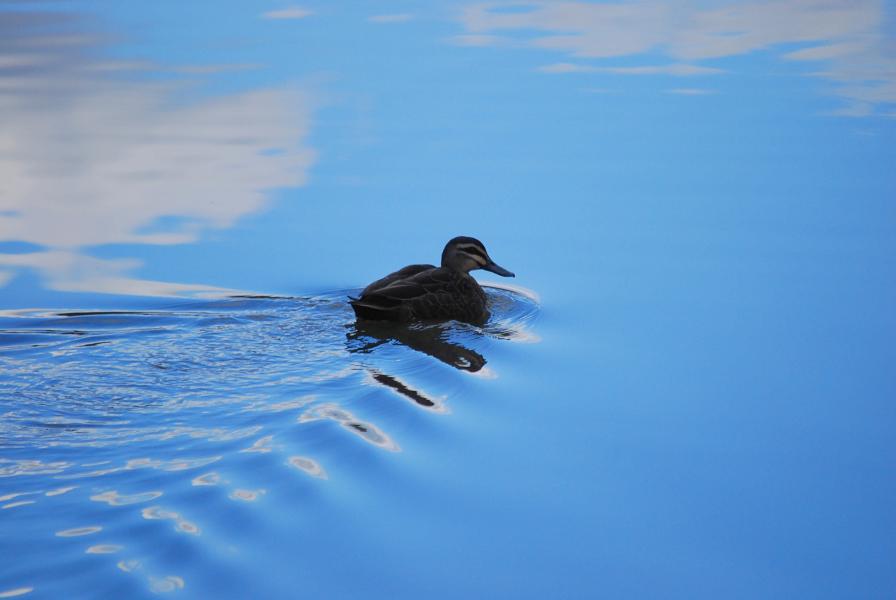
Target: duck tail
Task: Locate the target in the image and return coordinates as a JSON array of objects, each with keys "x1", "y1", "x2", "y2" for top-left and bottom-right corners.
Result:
[{"x1": 349, "y1": 299, "x2": 402, "y2": 321}]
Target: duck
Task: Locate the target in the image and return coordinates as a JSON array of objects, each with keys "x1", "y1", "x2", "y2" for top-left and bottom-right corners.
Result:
[{"x1": 349, "y1": 236, "x2": 515, "y2": 324}]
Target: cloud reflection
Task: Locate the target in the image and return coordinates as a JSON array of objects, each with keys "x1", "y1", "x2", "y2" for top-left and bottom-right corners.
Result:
[
  {"x1": 141, "y1": 506, "x2": 200, "y2": 534},
  {"x1": 299, "y1": 404, "x2": 400, "y2": 451},
  {"x1": 90, "y1": 490, "x2": 163, "y2": 506},
  {"x1": 0, "y1": 10, "x2": 316, "y2": 295},
  {"x1": 457, "y1": 0, "x2": 895, "y2": 115},
  {"x1": 287, "y1": 456, "x2": 327, "y2": 479},
  {"x1": 262, "y1": 7, "x2": 313, "y2": 20},
  {"x1": 191, "y1": 472, "x2": 223, "y2": 487},
  {"x1": 86, "y1": 544, "x2": 123, "y2": 554},
  {"x1": 369, "y1": 14, "x2": 414, "y2": 24},
  {"x1": 148, "y1": 576, "x2": 185, "y2": 594},
  {"x1": 537, "y1": 62, "x2": 725, "y2": 76},
  {"x1": 55, "y1": 525, "x2": 102, "y2": 537},
  {"x1": 1, "y1": 500, "x2": 35, "y2": 509},
  {"x1": 228, "y1": 488, "x2": 266, "y2": 502}
]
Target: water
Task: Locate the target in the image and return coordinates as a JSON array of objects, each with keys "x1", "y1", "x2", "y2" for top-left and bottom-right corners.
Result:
[
  {"x1": 2, "y1": 2, "x2": 896, "y2": 598},
  {"x1": 1, "y1": 287, "x2": 542, "y2": 598}
]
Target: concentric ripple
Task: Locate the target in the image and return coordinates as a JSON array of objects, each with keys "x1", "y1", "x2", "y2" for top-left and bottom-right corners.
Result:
[{"x1": 0, "y1": 287, "x2": 538, "y2": 598}]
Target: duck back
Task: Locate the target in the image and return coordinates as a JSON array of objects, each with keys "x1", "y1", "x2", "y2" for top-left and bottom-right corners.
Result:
[
  {"x1": 360, "y1": 264, "x2": 434, "y2": 296},
  {"x1": 350, "y1": 267, "x2": 489, "y2": 324}
]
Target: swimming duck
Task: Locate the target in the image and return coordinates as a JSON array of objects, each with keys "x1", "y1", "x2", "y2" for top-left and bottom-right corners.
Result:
[{"x1": 349, "y1": 236, "x2": 515, "y2": 324}]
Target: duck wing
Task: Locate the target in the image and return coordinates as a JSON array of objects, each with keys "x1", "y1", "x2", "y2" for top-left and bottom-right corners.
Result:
[
  {"x1": 359, "y1": 264, "x2": 436, "y2": 296},
  {"x1": 371, "y1": 267, "x2": 456, "y2": 297},
  {"x1": 350, "y1": 267, "x2": 453, "y2": 321}
]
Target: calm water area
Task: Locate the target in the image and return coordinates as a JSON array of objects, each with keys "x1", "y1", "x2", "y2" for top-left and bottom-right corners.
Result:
[{"x1": 1, "y1": 2, "x2": 895, "y2": 598}]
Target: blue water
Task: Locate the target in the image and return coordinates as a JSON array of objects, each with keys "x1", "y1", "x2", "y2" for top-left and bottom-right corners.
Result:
[
  {"x1": 2, "y1": 2, "x2": 896, "y2": 598},
  {"x1": 1, "y1": 287, "x2": 544, "y2": 598}
]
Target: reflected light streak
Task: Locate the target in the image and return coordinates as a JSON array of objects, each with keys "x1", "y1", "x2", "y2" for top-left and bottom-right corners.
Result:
[
  {"x1": 240, "y1": 435, "x2": 277, "y2": 453},
  {"x1": 299, "y1": 403, "x2": 400, "y2": 452},
  {"x1": 55, "y1": 526, "x2": 102, "y2": 537},
  {"x1": 229, "y1": 488, "x2": 266, "y2": 502},
  {"x1": 86, "y1": 544, "x2": 123, "y2": 554},
  {"x1": 141, "y1": 506, "x2": 200, "y2": 535},
  {"x1": 90, "y1": 490, "x2": 163, "y2": 506},
  {"x1": 1, "y1": 500, "x2": 35, "y2": 509},
  {"x1": 288, "y1": 456, "x2": 327, "y2": 479},
  {"x1": 148, "y1": 576, "x2": 185, "y2": 594},
  {"x1": 191, "y1": 472, "x2": 223, "y2": 486}
]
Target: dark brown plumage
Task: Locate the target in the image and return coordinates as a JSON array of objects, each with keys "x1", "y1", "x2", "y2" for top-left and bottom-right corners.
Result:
[{"x1": 349, "y1": 236, "x2": 514, "y2": 324}]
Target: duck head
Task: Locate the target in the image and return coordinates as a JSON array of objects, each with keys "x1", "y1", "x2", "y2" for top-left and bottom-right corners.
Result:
[{"x1": 441, "y1": 236, "x2": 515, "y2": 277}]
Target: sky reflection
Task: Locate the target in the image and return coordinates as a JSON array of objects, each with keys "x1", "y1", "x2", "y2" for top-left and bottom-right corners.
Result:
[
  {"x1": 458, "y1": 0, "x2": 895, "y2": 115},
  {"x1": 0, "y1": 2, "x2": 893, "y2": 300},
  {"x1": 0, "y1": 9, "x2": 314, "y2": 296},
  {"x1": 55, "y1": 525, "x2": 102, "y2": 537},
  {"x1": 0, "y1": 5, "x2": 893, "y2": 597},
  {"x1": 141, "y1": 506, "x2": 200, "y2": 535}
]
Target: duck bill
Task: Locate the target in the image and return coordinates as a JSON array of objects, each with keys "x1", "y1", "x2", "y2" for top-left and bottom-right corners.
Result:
[{"x1": 483, "y1": 260, "x2": 515, "y2": 278}]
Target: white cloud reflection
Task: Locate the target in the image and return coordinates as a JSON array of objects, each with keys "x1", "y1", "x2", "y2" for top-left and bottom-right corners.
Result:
[
  {"x1": 368, "y1": 14, "x2": 414, "y2": 24},
  {"x1": 457, "y1": 0, "x2": 896, "y2": 115},
  {"x1": 0, "y1": 11, "x2": 315, "y2": 296},
  {"x1": 537, "y1": 62, "x2": 725, "y2": 76},
  {"x1": 261, "y1": 6, "x2": 313, "y2": 20}
]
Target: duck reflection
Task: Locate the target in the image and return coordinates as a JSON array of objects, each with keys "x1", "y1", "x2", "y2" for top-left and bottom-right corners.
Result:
[
  {"x1": 347, "y1": 320, "x2": 486, "y2": 373},
  {"x1": 368, "y1": 371, "x2": 439, "y2": 409}
]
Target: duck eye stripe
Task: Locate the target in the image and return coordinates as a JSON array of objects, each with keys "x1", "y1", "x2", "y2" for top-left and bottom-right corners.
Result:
[{"x1": 460, "y1": 246, "x2": 486, "y2": 259}]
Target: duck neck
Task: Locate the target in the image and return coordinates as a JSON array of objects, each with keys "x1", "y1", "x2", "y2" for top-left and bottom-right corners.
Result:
[
  {"x1": 441, "y1": 251, "x2": 474, "y2": 274},
  {"x1": 442, "y1": 262, "x2": 472, "y2": 276}
]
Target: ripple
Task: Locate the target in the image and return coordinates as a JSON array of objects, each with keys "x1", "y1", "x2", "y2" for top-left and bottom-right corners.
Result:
[
  {"x1": 191, "y1": 472, "x2": 222, "y2": 486},
  {"x1": 1, "y1": 289, "x2": 540, "y2": 596},
  {"x1": 251, "y1": 396, "x2": 315, "y2": 412},
  {"x1": 240, "y1": 435, "x2": 276, "y2": 453},
  {"x1": 54, "y1": 466, "x2": 122, "y2": 480},
  {"x1": 0, "y1": 459, "x2": 71, "y2": 477},
  {"x1": 141, "y1": 506, "x2": 200, "y2": 535},
  {"x1": 176, "y1": 520, "x2": 200, "y2": 534},
  {"x1": 116, "y1": 559, "x2": 140, "y2": 573},
  {"x1": 287, "y1": 456, "x2": 327, "y2": 479},
  {"x1": 149, "y1": 576, "x2": 185, "y2": 594},
  {"x1": 1, "y1": 500, "x2": 35, "y2": 509},
  {"x1": 229, "y1": 489, "x2": 266, "y2": 502},
  {"x1": 90, "y1": 490, "x2": 163, "y2": 506},
  {"x1": 86, "y1": 544, "x2": 123, "y2": 554},
  {"x1": 54, "y1": 455, "x2": 222, "y2": 481},
  {"x1": 366, "y1": 370, "x2": 447, "y2": 412},
  {"x1": 141, "y1": 506, "x2": 178, "y2": 520},
  {"x1": 0, "y1": 492, "x2": 35, "y2": 502},
  {"x1": 155, "y1": 456, "x2": 223, "y2": 472},
  {"x1": 56, "y1": 526, "x2": 102, "y2": 537},
  {"x1": 0, "y1": 290, "x2": 537, "y2": 451},
  {"x1": 299, "y1": 404, "x2": 400, "y2": 452}
]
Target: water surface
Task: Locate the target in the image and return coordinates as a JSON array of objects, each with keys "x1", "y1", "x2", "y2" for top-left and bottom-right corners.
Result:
[
  {"x1": 2, "y1": 2, "x2": 895, "y2": 598},
  {"x1": 1, "y1": 287, "x2": 541, "y2": 598}
]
